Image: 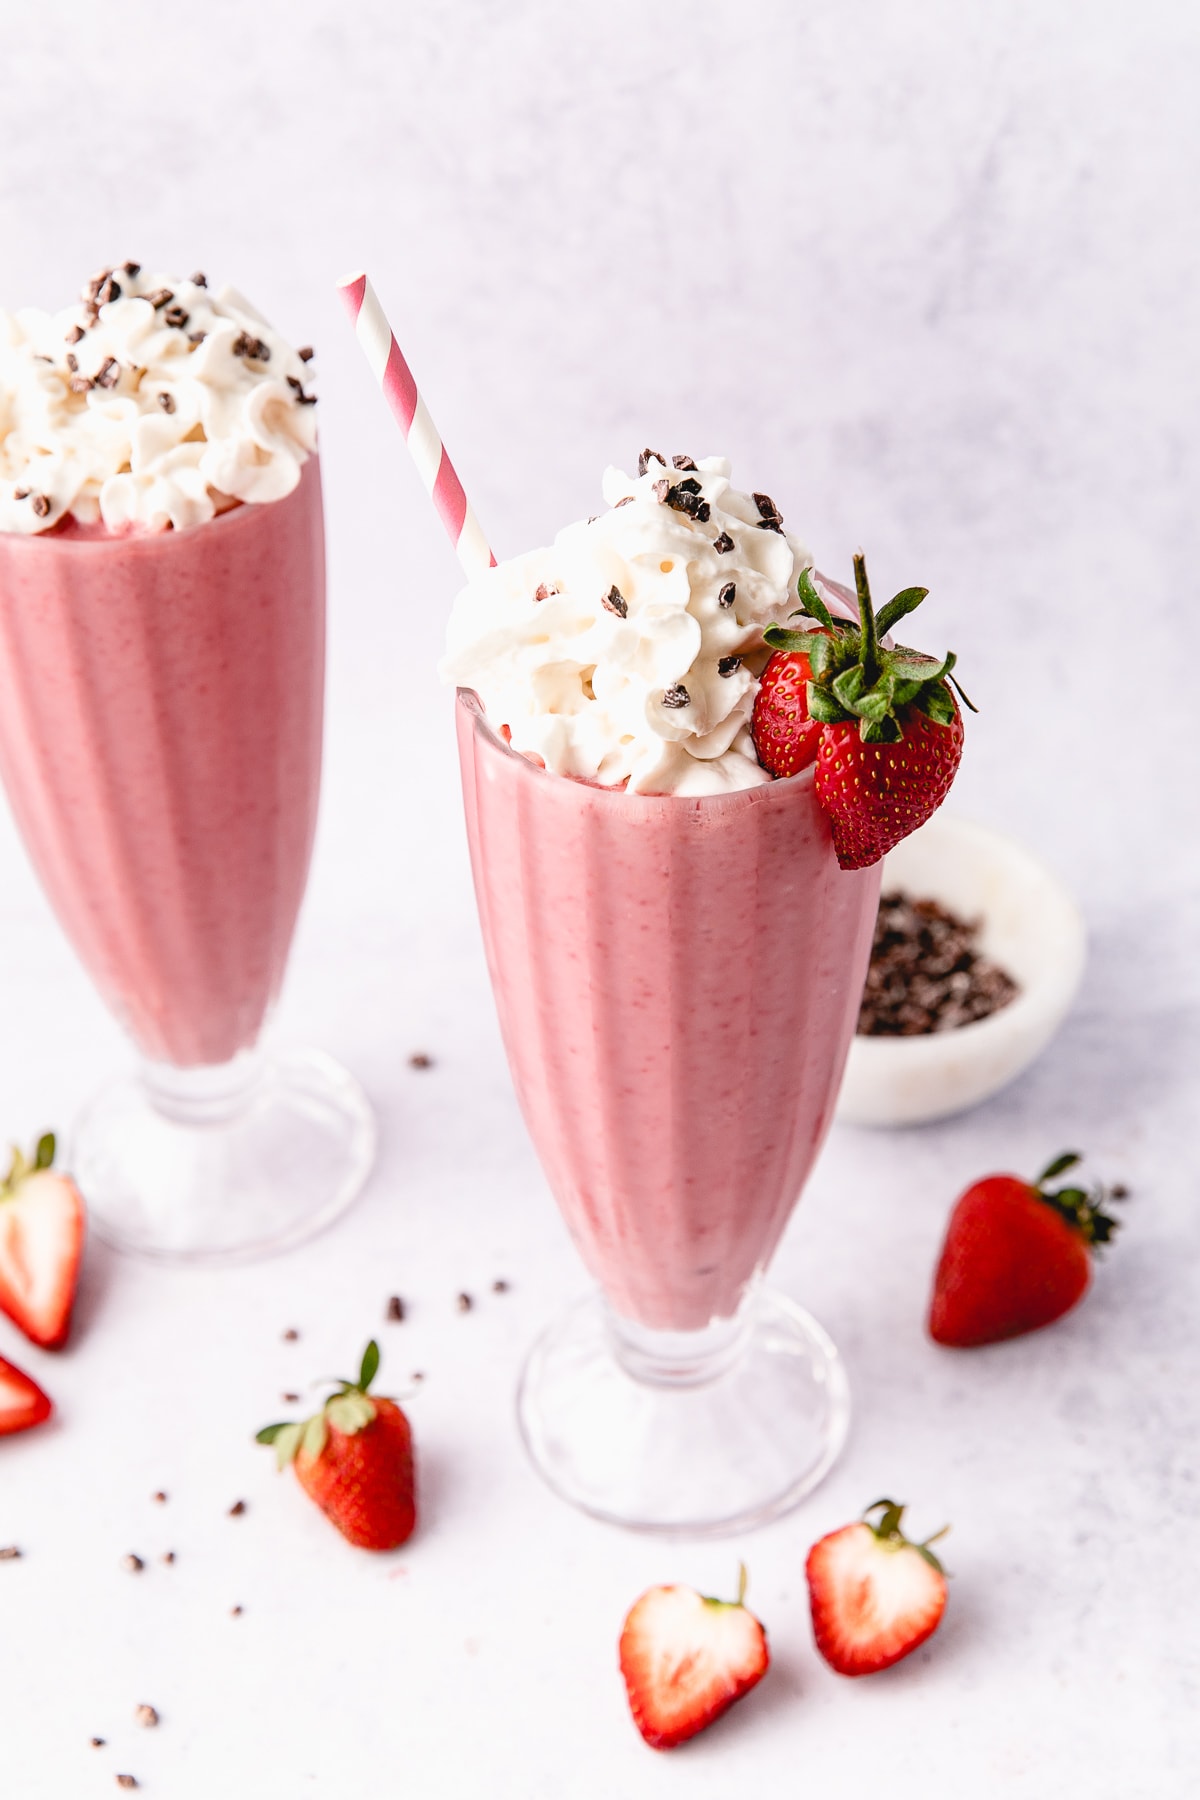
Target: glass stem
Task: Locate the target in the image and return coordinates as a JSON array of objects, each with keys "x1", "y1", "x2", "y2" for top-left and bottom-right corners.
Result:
[
  {"x1": 139, "y1": 1045, "x2": 266, "y2": 1127},
  {"x1": 605, "y1": 1279, "x2": 760, "y2": 1388}
]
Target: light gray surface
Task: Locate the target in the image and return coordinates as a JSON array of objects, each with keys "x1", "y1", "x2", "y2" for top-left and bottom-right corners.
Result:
[{"x1": 1, "y1": 3, "x2": 1197, "y2": 1795}]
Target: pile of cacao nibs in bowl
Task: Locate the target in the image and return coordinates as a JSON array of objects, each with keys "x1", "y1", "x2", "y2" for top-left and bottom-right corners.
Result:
[{"x1": 857, "y1": 893, "x2": 1019, "y2": 1037}]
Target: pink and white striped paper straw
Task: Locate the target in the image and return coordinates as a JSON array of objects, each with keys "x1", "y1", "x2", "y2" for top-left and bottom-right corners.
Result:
[{"x1": 337, "y1": 271, "x2": 495, "y2": 579}]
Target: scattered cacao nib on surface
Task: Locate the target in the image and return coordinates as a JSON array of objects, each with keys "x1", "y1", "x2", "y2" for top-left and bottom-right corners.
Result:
[
  {"x1": 386, "y1": 1296, "x2": 406, "y2": 1322},
  {"x1": 297, "y1": 345, "x2": 315, "y2": 362},
  {"x1": 718, "y1": 581, "x2": 736, "y2": 608},
  {"x1": 857, "y1": 892, "x2": 1020, "y2": 1036},
  {"x1": 66, "y1": 323, "x2": 86, "y2": 344},
  {"x1": 456, "y1": 1292, "x2": 473, "y2": 1313},
  {"x1": 638, "y1": 448, "x2": 665, "y2": 476},
  {"x1": 281, "y1": 1391, "x2": 301, "y2": 1403},
  {"x1": 121, "y1": 1554, "x2": 145, "y2": 1573},
  {"x1": 676, "y1": 477, "x2": 701, "y2": 495},
  {"x1": 713, "y1": 531, "x2": 735, "y2": 553},
  {"x1": 411, "y1": 1371, "x2": 426, "y2": 1383},
  {"x1": 31, "y1": 494, "x2": 51, "y2": 517},
  {"x1": 115, "y1": 1776, "x2": 138, "y2": 1790},
  {"x1": 752, "y1": 491, "x2": 781, "y2": 521},
  {"x1": 492, "y1": 1278, "x2": 510, "y2": 1294},
  {"x1": 66, "y1": 352, "x2": 78, "y2": 372},
  {"x1": 163, "y1": 305, "x2": 189, "y2": 331},
  {"x1": 661, "y1": 684, "x2": 691, "y2": 709},
  {"x1": 757, "y1": 517, "x2": 784, "y2": 533},
  {"x1": 190, "y1": 270, "x2": 207, "y2": 287},
  {"x1": 90, "y1": 1737, "x2": 106, "y2": 1748},
  {"x1": 230, "y1": 1605, "x2": 243, "y2": 1617},
  {"x1": 408, "y1": 1052, "x2": 433, "y2": 1069},
  {"x1": 94, "y1": 357, "x2": 120, "y2": 390},
  {"x1": 145, "y1": 287, "x2": 173, "y2": 310},
  {"x1": 157, "y1": 392, "x2": 175, "y2": 413},
  {"x1": 152, "y1": 1491, "x2": 167, "y2": 1504},
  {"x1": 228, "y1": 1500, "x2": 246, "y2": 1517},
  {"x1": 123, "y1": 261, "x2": 141, "y2": 277},
  {"x1": 69, "y1": 375, "x2": 94, "y2": 393},
  {"x1": 13, "y1": 488, "x2": 30, "y2": 501},
  {"x1": 717, "y1": 655, "x2": 742, "y2": 677},
  {"x1": 187, "y1": 330, "x2": 207, "y2": 346},
  {"x1": 0, "y1": 1546, "x2": 21, "y2": 1560},
  {"x1": 95, "y1": 273, "x2": 122, "y2": 306},
  {"x1": 134, "y1": 1705, "x2": 158, "y2": 1728},
  {"x1": 672, "y1": 453, "x2": 697, "y2": 470},
  {"x1": 602, "y1": 584, "x2": 628, "y2": 618},
  {"x1": 282, "y1": 1328, "x2": 299, "y2": 1341},
  {"x1": 614, "y1": 494, "x2": 634, "y2": 507},
  {"x1": 161, "y1": 1551, "x2": 176, "y2": 1565},
  {"x1": 533, "y1": 582, "x2": 557, "y2": 601}
]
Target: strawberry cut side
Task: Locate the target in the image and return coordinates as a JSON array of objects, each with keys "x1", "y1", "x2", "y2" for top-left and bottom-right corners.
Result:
[
  {"x1": 619, "y1": 1568, "x2": 769, "y2": 1750},
  {"x1": 0, "y1": 1353, "x2": 53, "y2": 1436},
  {"x1": 807, "y1": 1501, "x2": 948, "y2": 1677},
  {"x1": 0, "y1": 1135, "x2": 85, "y2": 1351}
]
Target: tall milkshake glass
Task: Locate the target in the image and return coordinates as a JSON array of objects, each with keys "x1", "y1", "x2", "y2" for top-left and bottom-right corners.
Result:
[
  {"x1": 0, "y1": 272, "x2": 374, "y2": 1260},
  {"x1": 457, "y1": 689, "x2": 880, "y2": 1533}
]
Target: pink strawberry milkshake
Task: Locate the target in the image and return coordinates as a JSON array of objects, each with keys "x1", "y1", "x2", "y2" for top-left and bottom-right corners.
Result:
[
  {"x1": 445, "y1": 454, "x2": 879, "y2": 1334},
  {"x1": 457, "y1": 691, "x2": 879, "y2": 1330},
  {"x1": 0, "y1": 266, "x2": 323, "y2": 1068}
]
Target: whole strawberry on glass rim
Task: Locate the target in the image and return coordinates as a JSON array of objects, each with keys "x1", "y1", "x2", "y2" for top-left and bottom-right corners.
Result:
[
  {"x1": 257, "y1": 1339, "x2": 416, "y2": 1550},
  {"x1": 751, "y1": 555, "x2": 975, "y2": 869},
  {"x1": 929, "y1": 1152, "x2": 1126, "y2": 1347}
]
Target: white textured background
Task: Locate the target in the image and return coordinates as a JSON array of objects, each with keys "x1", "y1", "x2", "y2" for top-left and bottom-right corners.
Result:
[{"x1": 1, "y1": 3, "x2": 1197, "y2": 1796}]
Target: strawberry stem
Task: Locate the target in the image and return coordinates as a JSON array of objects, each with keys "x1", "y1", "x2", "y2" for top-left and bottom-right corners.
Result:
[
  {"x1": 1033, "y1": 1153, "x2": 1126, "y2": 1249},
  {"x1": 853, "y1": 552, "x2": 879, "y2": 684},
  {"x1": 863, "y1": 1499, "x2": 950, "y2": 1574}
]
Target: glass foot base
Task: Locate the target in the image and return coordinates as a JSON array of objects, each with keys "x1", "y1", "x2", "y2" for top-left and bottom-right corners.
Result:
[
  {"x1": 516, "y1": 1287, "x2": 851, "y2": 1536},
  {"x1": 71, "y1": 1048, "x2": 377, "y2": 1263}
]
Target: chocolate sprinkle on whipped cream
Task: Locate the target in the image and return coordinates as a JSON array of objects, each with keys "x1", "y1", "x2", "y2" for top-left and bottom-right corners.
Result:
[
  {"x1": 442, "y1": 452, "x2": 817, "y2": 795},
  {"x1": 1, "y1": 264, "x2": 317, "y2": 534}
]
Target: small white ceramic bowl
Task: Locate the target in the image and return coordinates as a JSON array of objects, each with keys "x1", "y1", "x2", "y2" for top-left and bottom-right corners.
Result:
[{"x1": 835, "y1": 814, "x2": 1087, "y2": 1128}]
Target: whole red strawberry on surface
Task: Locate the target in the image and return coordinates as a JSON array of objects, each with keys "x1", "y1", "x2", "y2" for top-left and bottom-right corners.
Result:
[
  {"x1": 257, "y1": 1340, "x2": 416, "y2": 1550},
  {"x1": 0, "y1": 1133, "x2": 85, "y2": 1350},
  {"x1": 752, "y1": 557, "x2": 972, "y2": 869},
  {"x1": 929, "y1": 1152, "x2": 1125, "y2": 1347},
  {"x1": 806, "y1": 1499, "x2": 948, "y2": 1677},
  {"x1": 619, "y1": 1565, "x2": 769, "y2": 1750},
  {"x1": 0, "y1": 1352, "x2": 53, "y2": 1436}
]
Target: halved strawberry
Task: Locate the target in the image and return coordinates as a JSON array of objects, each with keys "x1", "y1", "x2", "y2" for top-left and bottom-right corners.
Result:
[
  {"x1": 0, "y1": 1134, "x2": 85, "y2": 1350},
  {"x1": 0, "y1": 1353, "x2": 53, "y2": 1436},
  {"x1": 753, "y1": 559, "x2": 973, "y2": 868},
  {"x1": 619, "y1": 1565, "x2": 769, "y2": 1750},
  {"x1": 929, "y1": 1152, "x2": 1124, "y2": 1347},
  {"x1": 806, "y1": 1499, "x2": 948, "y2": 1676},
  {"x1": 257, "y1": 1339, "x2": 415, "y2": 1550}
]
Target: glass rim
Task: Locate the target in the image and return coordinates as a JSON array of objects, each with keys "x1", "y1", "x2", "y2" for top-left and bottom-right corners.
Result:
[
  {"x1": 456, "y1": 684, "x2": 816, "y2": 803},
  {"x1": 0, "y1": 452, "x2": 320, "y2": 557}
]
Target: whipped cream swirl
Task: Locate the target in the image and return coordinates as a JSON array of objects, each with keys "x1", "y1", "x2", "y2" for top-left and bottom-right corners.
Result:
[
  {"x1": 442, "y1": 453, "x2": 814, "y2": 795},
  {"x1": 0, "y1": 264, "x2": 316, "y2": 535}
]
